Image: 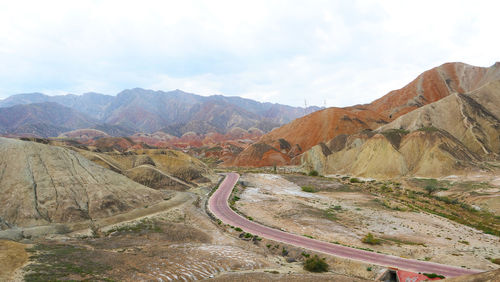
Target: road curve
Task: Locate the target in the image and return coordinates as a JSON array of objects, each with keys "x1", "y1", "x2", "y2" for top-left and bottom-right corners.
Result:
[{"x1": 208, "y1": 172, "x2": 483, "y2": 278}]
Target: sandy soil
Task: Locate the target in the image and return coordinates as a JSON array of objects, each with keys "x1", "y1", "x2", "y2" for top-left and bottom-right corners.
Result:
[{"x1": 235, "y1": 173, "x2": 500, "y2": 271}]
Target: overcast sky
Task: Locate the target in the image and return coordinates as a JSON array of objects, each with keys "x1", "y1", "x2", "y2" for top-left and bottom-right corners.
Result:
[{"x1": 0, "y1": 0, "x2": 499, "y2": 107}]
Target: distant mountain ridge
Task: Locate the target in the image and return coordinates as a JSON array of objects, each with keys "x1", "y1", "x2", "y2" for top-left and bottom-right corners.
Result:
[{"x1": 0, "y1": 88, "x2": 321, "y2": 137}]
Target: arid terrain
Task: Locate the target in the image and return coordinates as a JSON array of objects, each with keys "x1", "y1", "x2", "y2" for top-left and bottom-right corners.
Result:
[
  {"x1": 1, "y1": 61, "x2": 499, "y2": 281},
  {"x1": 233, "y1": 173, "x2": 500, "y2": 271}
]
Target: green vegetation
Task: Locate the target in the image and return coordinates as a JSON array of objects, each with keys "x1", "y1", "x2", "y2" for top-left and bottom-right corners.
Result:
[
  {"x1": 425, "y1": 184, "x2": 439, "y2": 195},
  {"x1": 106, "y1": 218, "x2": 161, "y2": 235},
  {"x1": 380, "y1": 179, "x2": 500, "y2": 237},
  {"x1": 24, "y1": 244, "x2": 112, "y2": 281},
  {"x1": 350, "y1": 177, "x2": 362, "y2": 183},
  {"x1": 458, "y1": 240, "x2": 469, "y2": 245},
  {"x1": 423, "y1": 273, "x2": 445, "y2": 279},
  {"x1": 490, "y1": 258, "x2": 500, "y2": 265},
  {"x1": 418, "y1": 126, "x2": 440, "y2": 132},
  {"x1": 362, "y1": 233, "x2": 381, "y2": 245},
  {"x1": 308, "y1": 170, "x2": 319, "y2": 176},
  {"x1": 303, "y1": 234, "x2": 314, "y2": 239},
  {"x1": 382, "y1": 237, "x2": 425, "y2": 246},
  {"x1": 244, "y1": 232, "x2": 253, "y2": 238},
  {"x1": 235, "y1": 227, "x2": 243, "y2": 232},
  {"x1": 303, "y1": 255, "x2": 329, "y2": 272},
  {"x1": 301, "y1": 186, "x2": 316, "y2": 193},
  {"x1": 366, "y1": 266, "x2": 372, "y2": 271},
  {"x1": 301, "y1": 251, "x2": 310, "y2": 258}
]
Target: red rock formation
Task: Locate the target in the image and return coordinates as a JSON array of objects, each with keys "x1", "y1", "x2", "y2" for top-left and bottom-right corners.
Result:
[{"x1": 232, "y1": 62, "x2": 500, "y2": 167}]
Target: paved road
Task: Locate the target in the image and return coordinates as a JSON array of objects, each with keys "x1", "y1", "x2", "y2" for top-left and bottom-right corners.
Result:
[{"x1": 208, "y1": 172, "x2": 483, "y2": 278}]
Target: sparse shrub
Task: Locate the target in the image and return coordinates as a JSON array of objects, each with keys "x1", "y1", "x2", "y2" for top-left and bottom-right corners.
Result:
[
  {"x1": 491, "y1": 258, "x2": 500, "y2": 265},
  {"x1": 235, "y1": 227, "x2": 243, "y2": 232},
  {"x1": 247, "y1": 216, "x2": 254, "y2": 221},
  {"x1": 301, "y1": 186, "x2": 316, "y2": 193},
  {"x1": 459, "y1": 240, "x2": 469, "y2": 245},
  {"x1": 303, "y1": 255, "x2": 329, "y2": 272},
  {"x1": 266, "y1": 244, "x2": 272, "y2": 248},
  {"x1": 281, "y1": 247, "x2": 288, "y2": 256},
  {"x1": 89, "y1": 221, "x2": 101, "y2": 238},
  {"x1": 301, "y1": 251, "x2": 310, "y2": 258},
  {"x1": 425, "y1": 184, "x2": 439, "y2": 195},
  {"x1": 362, "y1": 233, "x2": 381, "y2": 245},
  {"x1": 332, "y1": 205, "x2": 342, "y2": 211},
  {"x1": 244, "y1": 233, "x2": 253, "y2": 238},
  {"x1": 366, "y1": 266, "x2": 372, "y2": 271},
  {"x1": 308, "y1": 170, "x2": 319, "y2": 176}
]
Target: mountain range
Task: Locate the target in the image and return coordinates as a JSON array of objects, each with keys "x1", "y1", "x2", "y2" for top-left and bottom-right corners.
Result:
[{"x1": 0, "y1": 88, "x2": 320, "y2": 137}]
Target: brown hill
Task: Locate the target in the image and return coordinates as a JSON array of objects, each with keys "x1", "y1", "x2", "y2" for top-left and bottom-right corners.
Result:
[
  {"x1": 0, "y1": 137, "x2": 163, "y2": 228},
  {"x1": 302, "y1": 78, "x2": 500, "y2": 178},
  {"x1": 379, "y1": 80, "x2": 500, "y2": 158},
  {"x1": 302, "y1": 130, "x2": 481, "y2": 178},
  {"x1": 365, "y1": 62, "x2": 500, "y2": 119},
  {"x1": 77, "y1": 148, "x2": 214, "y2": 190},
  {"x1": 233, "y1": 62, "x2": 500, "y2": 167}
]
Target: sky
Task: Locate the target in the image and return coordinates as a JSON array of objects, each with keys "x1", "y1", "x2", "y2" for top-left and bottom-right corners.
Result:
[{"x1": 0, "y1": 0, "x2": 499, "y2": 107}]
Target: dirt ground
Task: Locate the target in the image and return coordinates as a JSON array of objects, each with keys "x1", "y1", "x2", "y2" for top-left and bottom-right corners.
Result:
[
  {"x1": 0, "y1": 240, "x2": 29, "y2": 281},
  {"x1": 17, "y1": 184, "x2": 382, "y2": 281},
  {"x1": 235, "y1": 173, "x2": 500, "y2": 272}
]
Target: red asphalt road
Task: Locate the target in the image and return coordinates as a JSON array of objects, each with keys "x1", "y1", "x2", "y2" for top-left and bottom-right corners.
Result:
[{"x1": 208, "y1": 172, "x2": 483, "y2": 278}]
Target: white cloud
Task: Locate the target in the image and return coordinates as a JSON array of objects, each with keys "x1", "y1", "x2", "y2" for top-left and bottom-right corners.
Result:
[{"x1": 0, "y1": 0, "x2": 499, "y2": 107}]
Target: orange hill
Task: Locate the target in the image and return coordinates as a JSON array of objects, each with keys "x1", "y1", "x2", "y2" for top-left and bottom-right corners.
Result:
[{"x1": 231, "y1": 62, "x2": 500, "y2": 167}]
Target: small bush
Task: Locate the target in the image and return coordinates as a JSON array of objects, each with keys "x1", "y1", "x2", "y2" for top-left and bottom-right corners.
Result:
[
  {"x1": 362, "y1": 233, "x2": 381, "y2": 245},
  {"x1": 350, "y1": 178, "x2": 362, "y2": 183},
  {"x1": 301, "y1": 186, "x2": 316, "y2": 193},
  {"x1": 235, "y1": 227, "x2": 243, "y2": 232},
  {"x1": 425, "y1": 184, "x2": 439, "y2": 195},
  {"x1": 308, "y1": 170, "x2": 319, "y2": 176},
  {"x1": 303, "y1": 255, "x2": 329, "y2": 272},
  {"x1": 490, "y1": 258, "x2": 500, "y2": 265},
  {"x1": 332, "y1": 205, "x2": 342, "y2": 211},
  {"x1": 423, "y1": 273, "x2": 445, "y2": 279},
  {"x1": 366, "y1": 266, "x2": 372, "y2": 271}
]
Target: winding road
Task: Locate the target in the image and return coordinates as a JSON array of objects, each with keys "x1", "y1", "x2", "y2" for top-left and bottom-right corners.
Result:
[{"x1": 208, "y1": 172, "x2": 483, "y2": 278}]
